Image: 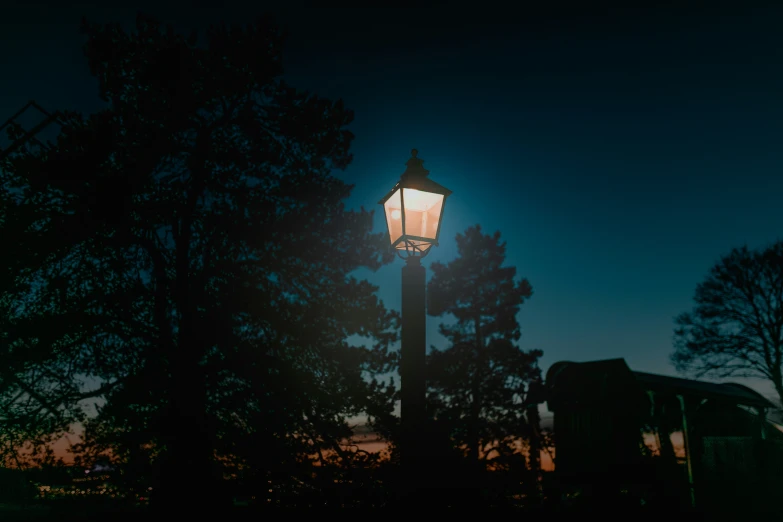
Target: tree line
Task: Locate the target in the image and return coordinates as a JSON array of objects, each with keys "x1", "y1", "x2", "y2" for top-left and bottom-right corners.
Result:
[
  {"x1": 0, "y1": 13, "x2": 544, "y2": 511},
  {"x1": 3, "y1": 10, "x2": 777, "y2": 513}
]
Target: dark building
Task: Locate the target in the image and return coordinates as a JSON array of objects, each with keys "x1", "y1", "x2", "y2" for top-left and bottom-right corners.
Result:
[{"x1": 545, "y1": 358, "x2": 783, "y2": 513}]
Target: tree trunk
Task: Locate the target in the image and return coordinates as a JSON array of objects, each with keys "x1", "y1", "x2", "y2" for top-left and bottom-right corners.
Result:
[
  {"x1": 526, "y1": 401, "x2": 543, "y2": 500},
  {"x1": 469, "y1": 316, "x2": 483, "y2": 469},
  {"x1": 154, "y1": 249, "x2": 215, "y2": 512},
  {"x1": 155, "y1": 356, "x2": 209, "y2": 509},
  {"x1": 154, "y1": 179, "x2": 225, "y2": 513},
  {"x1": 527, "y1": 403, "x2": 541, "y2": 473}
]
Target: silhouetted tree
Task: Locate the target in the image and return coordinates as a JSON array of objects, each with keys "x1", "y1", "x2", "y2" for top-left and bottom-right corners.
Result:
[
  {"x1": 0, "y1": 132, "x2": 109, "y2": 469},
  {"x1": 673, "y1": 241, "x2": 783, "y2": 405},
  {"x1": 426, "y1": 225, "x2": 542, "y2": 485},
  {"x1": 2, "y1": 13, "x2": 399, "y2": 510}
]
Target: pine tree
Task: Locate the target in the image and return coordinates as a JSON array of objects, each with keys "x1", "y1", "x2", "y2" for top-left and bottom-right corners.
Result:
[{"x1": 427, "y1": 225, "x2": 542, "y2": 479}]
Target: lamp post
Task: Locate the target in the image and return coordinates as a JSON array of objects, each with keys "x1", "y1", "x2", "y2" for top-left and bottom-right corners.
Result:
[{"x1": 379, "y1": 149, "x2": 452, "y2": 497}]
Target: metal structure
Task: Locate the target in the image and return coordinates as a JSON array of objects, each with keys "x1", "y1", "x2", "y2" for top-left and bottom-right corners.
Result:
[{"x1": 0, "y1": 100, "x2": 65, "y2": 162}]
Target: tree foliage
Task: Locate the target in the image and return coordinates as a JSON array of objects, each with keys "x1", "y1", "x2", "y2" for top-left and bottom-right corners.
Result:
[
  {"x1": 673, "y1": 241, "x2": 783, "y2": 404},
  {"x1": 0, "y1": 123, "x2": 104, "y2": 469},
  {"x1": 426, "y1": 225, "x2": 542, "y2": 475},
  {"x1": 1, "y1": 12, "x2": 400, "y2": 507}
]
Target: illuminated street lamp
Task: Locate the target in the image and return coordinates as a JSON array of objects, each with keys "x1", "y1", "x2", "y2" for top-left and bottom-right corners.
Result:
[
  {"x1": 379, "y1": 149, "x2": 452, "y2": 498},
  {"x1": 379, "y1": 149, "x2": 451, "y2": 258}
]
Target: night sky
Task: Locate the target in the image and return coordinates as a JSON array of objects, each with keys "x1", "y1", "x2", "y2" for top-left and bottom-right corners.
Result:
[{"x1": 3, "y1": 4, "x2": 783, "y2": 402}]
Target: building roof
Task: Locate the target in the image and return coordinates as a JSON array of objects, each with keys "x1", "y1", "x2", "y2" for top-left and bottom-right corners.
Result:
[
  {"x1": 767, "y1": 407, "x2": 783, "y2": 425},
  {"x1": 632, "y1": 371, "x2": 774, "y2": 408},
  {"x1": 546, "y1": 358, "x2": 774, "y2": 410}
]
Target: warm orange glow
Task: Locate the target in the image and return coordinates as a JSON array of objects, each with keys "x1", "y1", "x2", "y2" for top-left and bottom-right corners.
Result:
[
  {"x1": 670, "y1": 430, "x2": 686, "y2": 459},
  {"x1": 383, "y1": 189, "x2": 403, "y2": 244},
  {"x1": 540, "y1": 449, "x2": 555, "y2": 472},
  {"x1": 401, "y1": 188, "x2": 443, "y2": 240},
  {"x1": 642, "y1": 431, "x2": 661, "y2": 456},
  {"x1": 401, "y1": 188, "x2": 440, "y2": 211},
  {"x1": 383, "y1": 187, "x2": 444, "y2": 250}
]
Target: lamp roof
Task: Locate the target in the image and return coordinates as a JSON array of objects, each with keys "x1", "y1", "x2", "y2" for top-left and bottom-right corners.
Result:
[{"x1": 378, "y1": 149, "x2": 453, "y2": 204}]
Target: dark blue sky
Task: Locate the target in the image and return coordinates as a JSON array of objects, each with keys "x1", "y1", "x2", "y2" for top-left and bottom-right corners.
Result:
[{"x1": 3, "y1": 4, "x2": 783, "y2": 398}]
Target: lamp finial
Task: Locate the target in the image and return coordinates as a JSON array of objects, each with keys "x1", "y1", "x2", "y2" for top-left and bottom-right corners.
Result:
[{"x1": 403, "y1": 148, "x2": 429, "y2": 178}]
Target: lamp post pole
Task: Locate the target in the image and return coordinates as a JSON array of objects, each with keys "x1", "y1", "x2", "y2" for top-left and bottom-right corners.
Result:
[
  {"x1": 378, "y1": 149, "x2": 451, "y2": 501},
  {"x1": 401, "y1": 255, "x2": 427, "y2": 495}
]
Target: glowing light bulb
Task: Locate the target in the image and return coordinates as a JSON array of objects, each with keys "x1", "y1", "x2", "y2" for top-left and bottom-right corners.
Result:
[{"x1": 391, "y1": 209, "x2": 401, "y2": 220}]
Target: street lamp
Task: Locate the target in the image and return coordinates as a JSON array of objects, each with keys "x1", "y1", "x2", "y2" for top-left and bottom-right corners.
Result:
[
  {"x1": 379, "y1": 149, "x2": 451, "y2": 258},
  {"x1": 379, "y1": 149, "x2": 452, "y2": 496}
]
